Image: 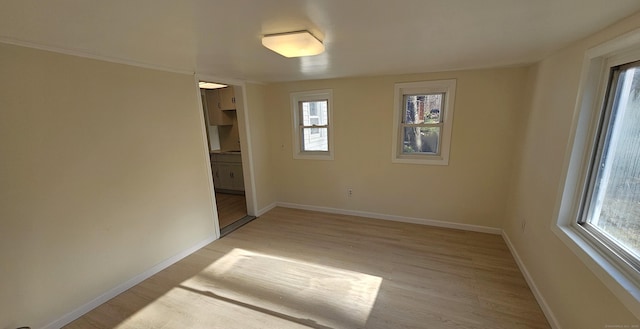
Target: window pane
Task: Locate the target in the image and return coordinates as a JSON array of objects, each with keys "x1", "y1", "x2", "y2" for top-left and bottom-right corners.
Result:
[
  {"x1": 402, "y1": 127, "x2": 440, "y2": 154},
  {"x1": 588, "y1": 65, "x2": 640, "y2": 257},
  {"x1": 301, "y1": 100, "x2": 328, "y2": 126},
  {"x1": 404, "y1": 94, "x2": 443, "y2": 124},
  {"x1": 302, "y1": 127, "x2": 328, "y2": 151}
]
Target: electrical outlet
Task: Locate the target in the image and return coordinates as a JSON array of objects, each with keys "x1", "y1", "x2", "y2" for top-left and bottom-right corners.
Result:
[
  {"x1": 347, "y1": 188, "x2": 353, "y2": 198},
  {"x1": 521, "y1": 219, "x2": 527, "y2": 232}
]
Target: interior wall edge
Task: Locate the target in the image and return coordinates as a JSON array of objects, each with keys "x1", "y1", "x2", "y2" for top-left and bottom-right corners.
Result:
[
  {"x1": 256, "y1": 202, "x2": 278, "y2": 217},
  {"x1": 0, "y1": 37, "x2": 194, "y2": 76},
  {"x1": 191, "y1": 75, "x2": 221, "y2": 239},
  {"x1": 275, "y1": 202, "x2": 502, "y2": 235},
  {"x1": 502, "y1": 231, "x2": 562, "y2": 329},
  {"x1": 42, "y1": 234, "x2": 216, "y2": 329}
]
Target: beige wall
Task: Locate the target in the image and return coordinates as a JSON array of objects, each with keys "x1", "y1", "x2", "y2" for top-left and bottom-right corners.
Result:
[
  {"x1": 504, "y1": 13, "x2": 640, "y2": 328},
  {"x1": 264, "y1": 68, "x2": 529, "y2": 228},
  {"x1": 244, "y1": 83, "x2": 277, "y2": 212},
  {"x1": 0, "y1": 43, "x2": 216, "y2": 328},
  {"x1": 4, "y1": 11, "x2": 640, "y2": 329}
]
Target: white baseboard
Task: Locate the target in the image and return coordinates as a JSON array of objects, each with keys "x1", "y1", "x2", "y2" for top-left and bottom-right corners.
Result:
[
  {"x1": 40, "y1": 206, "x2": 554, "y2": 329},
  {"x1": 256, "y1": 202, "x2": 277, "y2": 217},
  {"x1": 43, "y1": 234, "x2": 217, "y2": 329},
  {"x1": 502, "y1": 232, "x2": 561, "y2": 329},
  {"x1": 276, "y1": 202, "x2": 502, "y2": 235}
]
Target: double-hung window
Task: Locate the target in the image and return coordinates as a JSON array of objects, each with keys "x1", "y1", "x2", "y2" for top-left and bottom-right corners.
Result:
[
  {"x1": 392, "y1": 79, "x2": 456, "y2": 165},
  {"x1": 291, "y1": 89, "x2": 333, "y2": 160}
]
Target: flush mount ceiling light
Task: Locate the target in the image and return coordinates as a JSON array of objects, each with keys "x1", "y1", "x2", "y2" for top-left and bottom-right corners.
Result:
[
  {"x1": 261, "y1": 30, "x2": 325, "y2": 58},
  {"x1": 199, "y1": 81, "x2": 227, "y2": 89}
]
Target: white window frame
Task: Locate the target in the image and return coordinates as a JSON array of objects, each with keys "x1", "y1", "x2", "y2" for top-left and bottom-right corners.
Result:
[
  {"x1": 392, "y1": 79, "x2": 456, "y2": 165},
  {"x1": 291, "y1": 89, "x2": 334, "y2": 160},
  {"x1": 553, "y1": 28, "x2": 640, "y2": 318}
]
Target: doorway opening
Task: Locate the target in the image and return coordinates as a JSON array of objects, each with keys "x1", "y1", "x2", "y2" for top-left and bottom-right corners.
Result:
[{"x1": 199, "y1": 81, "x2": 255, "y2": 236}]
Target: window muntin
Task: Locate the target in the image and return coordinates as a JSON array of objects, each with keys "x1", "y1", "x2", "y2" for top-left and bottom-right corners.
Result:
[
  {"x1": 579, "y1": 61, "x2": 640, "y2": 271},
  {"x1": 401, "y1": 93, "x2": 444, "y2": 155},
  {"x1": 300, "y1": 100, "x2": 327, "y2": 147},
  {"x1": 392, "y1": 80, "x2": 456, "y2": 165},
  {"x1": 291, "y1": 90, "x2": 333, "y2": 160}
]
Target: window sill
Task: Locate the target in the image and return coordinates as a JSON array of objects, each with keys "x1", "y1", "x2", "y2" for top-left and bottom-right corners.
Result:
[
  {"x1": 392, "y1": 154, "x2": 449, "y2": 166},
  {"x1": 293, "y1": 152, "x2": 334, "y2": 161},
  {"x1": 551, "y1": 222, "x2": 640, "y2": 318}
]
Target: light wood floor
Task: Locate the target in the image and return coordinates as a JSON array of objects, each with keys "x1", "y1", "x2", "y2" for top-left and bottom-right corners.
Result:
[
  {"x1": 215, "y1": 192, "x2": 247, "y2": 228},
  {"x1": 64, "y1": 207, "x2": 550, "y2": 329}
]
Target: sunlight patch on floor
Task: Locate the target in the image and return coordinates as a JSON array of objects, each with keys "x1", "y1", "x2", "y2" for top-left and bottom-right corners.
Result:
[{"x1": 114, "y1": 248, "x2": 382, "y2": 329}]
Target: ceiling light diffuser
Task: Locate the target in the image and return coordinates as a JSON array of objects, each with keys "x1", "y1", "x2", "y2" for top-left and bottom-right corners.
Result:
[
  {"x1": 262, "y1": 30, "x2": 324, "y2": 58},
  {"x1": 199, "y1": 81, "x2": 227, "y2": 89}
]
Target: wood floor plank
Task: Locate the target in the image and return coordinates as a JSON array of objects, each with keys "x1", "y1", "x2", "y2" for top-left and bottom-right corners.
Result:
[
  {"x1": 215, "y1": 192, "x2": 247, "y2": 228},
  {"x1": 63, "y1": 207, "x2": 550, "y2": 329}
]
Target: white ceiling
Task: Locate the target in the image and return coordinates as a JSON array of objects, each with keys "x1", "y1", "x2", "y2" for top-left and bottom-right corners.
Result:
[{"x1": 1, "y1": 0, "x2": 640, "y2": 82}]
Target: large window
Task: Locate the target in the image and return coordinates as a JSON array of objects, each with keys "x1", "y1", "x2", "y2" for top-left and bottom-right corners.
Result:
[
  {"x1": 579, "y1": 60, "x2": 640, "y2": 271},
  {"x1": 291, "y1": 89, "x2": 333, "y2": 160},
  {"x1": 554, "y1": 30, "x2": 640, "y2": 314},
  {"x1": 392, "y1": 80, "x2": 456, "y2": 165}
]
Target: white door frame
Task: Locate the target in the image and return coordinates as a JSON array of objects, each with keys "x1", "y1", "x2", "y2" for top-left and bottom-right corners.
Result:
[{"x1": 194, "y1": 74, "x2": 258, "y2": 238}]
